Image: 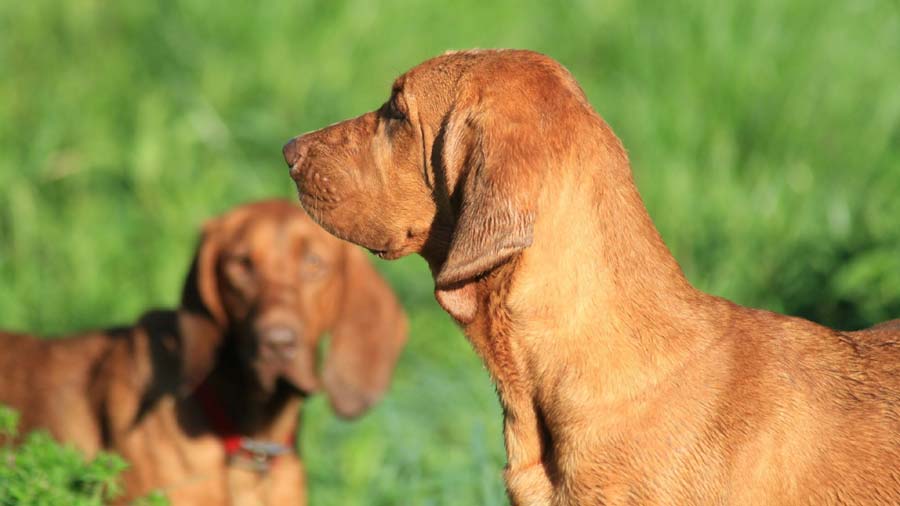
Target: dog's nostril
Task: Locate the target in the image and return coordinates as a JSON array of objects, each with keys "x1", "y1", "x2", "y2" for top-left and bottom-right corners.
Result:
[
  {"x1": 263, "y1": 326, "x2": 298, "y2": 354},
  {"x1": 268, "y1": 327, "x2": 295, "y2": 343},
  {"x1": 282, "y1": 137, "x2": 307, "y2": 168}
]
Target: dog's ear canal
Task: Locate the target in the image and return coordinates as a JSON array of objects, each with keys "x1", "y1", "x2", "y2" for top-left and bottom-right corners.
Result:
[
  {"x1": 177, "y1": 221, "x2": 228, "y2": 392},
  {"x1": 321, "y1": 245, "x2": 408, "y2": 419},
  {"x1": 435, "y1": 99, "x2": 537, "y2": 289}
]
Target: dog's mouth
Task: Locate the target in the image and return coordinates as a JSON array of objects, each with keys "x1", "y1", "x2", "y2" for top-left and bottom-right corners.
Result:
[
  {"x1": 280, "y1": 379, "x2": 314, "y2": 398},
  {"x1": 367, "y1": 232, "x2": 427, "y2": 260},
  {"x1": 373, "y1": 226, "x2": 435, "y2": 260},
  {"x1": 255, "y1": 360, "x2": 320, "y2": 396},
  {"x1": 367, "y1": 247, "x2": 405, "y2": 260}
]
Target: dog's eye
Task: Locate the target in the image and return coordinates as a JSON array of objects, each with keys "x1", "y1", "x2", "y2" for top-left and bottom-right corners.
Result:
[
  {"x1": 228, "y1": 253, "x2": 254, "y2": 273},
  {"x1": 224, "y1": 253, "x2": 255, "y2": 289},
  {"x1": 300, "y1": 252, "x2": 327, "y2": 280},
  {"x1": 304, "y1": 252, "x2": 322, "y2": 267}
]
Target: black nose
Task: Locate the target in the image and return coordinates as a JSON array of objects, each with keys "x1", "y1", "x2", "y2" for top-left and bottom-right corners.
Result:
[
  {"x1": 282, "y1": 136, "x2": 307, "y2": 168},
  {"x1": 261, "y1": 326, "x2": 298, "y2": 359}
]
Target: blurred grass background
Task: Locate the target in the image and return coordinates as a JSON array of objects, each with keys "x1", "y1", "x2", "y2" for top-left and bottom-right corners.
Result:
[{"x1": 1, "y1": 0, "x2": 898, "y2": 504}]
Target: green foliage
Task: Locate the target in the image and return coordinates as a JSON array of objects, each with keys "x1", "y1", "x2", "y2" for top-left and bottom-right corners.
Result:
[
  {"x1": 0, "y1": 406, "x2": 18, "y2": 439},
  {"x1": 0, "y1": 405, "x2": 167, "y2": 506},
  {"x1": 0, "y1": 1, "x2": 898, "y2": 505}
]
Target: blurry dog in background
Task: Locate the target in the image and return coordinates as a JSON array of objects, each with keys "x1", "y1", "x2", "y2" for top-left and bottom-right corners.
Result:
[{"x1": 0, "y1": 199, "x2": 408, "y2": 505}]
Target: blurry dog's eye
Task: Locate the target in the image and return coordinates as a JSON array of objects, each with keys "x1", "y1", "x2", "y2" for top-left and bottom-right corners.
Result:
[
  {"x1": 304, "y1": 253, "x2": 322, "y2": 267},
  {"x1": 224, "y1": 253, "x2": 255, "y2": 288},
  {"x1": 300, "y1": 252, "x2": 327, "y2": 280},
  {"x1": 230, "y1": 254, "x2": 253, "y2": 272}
]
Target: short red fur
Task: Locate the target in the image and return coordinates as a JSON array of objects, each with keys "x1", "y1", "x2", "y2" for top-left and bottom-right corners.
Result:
[{"x1": 284, "y1": 50, "x2": 900, "y2": 505}]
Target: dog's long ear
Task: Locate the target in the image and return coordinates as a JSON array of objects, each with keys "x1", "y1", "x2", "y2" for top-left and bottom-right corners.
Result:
[
  {"x1": 322, "y1": 245, "x2": 408, "y2": 419},
  {"x1": 435, "y1": 95, "x2": 539, "y2": 288},
  {"x1": 177, "y1": 220, "x2": 228, "y2": 391}
]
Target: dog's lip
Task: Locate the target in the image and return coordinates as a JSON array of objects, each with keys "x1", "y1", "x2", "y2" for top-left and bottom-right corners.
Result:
[
  {"x1": 368, "y1": 229, "x2": 429, "y2": 260},
  {"x1": 365, "y1": 238, "x2": 412, "y2": 260},
  {"x1": 293, "y1": 186, "x2": 341, "y2": 212},
  {"x1": 368, "y1": 247, "x2": 404, "y2": 260}
]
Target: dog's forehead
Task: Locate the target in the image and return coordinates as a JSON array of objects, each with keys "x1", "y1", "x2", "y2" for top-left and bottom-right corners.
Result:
[
  {"x1": 217, "y1": 201, "x2": 339, "y2": 251},
  {"x1": 401, "y1": 51, "x2": 486, "y2": 89},
  {"x1": 402, "y1": 52, "x2": 477, "y2": 86},
  {"x1": 246, "y1": 213, "x2": 333, "y2": 247},
  {"x1": 396, "y1": 53, "x2": 487, "y2": 115},
  {"x1": 400, "y1": 49, "x2": 558, "y2": 101}
]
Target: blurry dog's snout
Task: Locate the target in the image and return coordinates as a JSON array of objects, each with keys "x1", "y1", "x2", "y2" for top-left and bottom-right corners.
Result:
[
  {"x1": 282, "y1": 136, "x2": 308, "y2": 173},
  {"x1": 261, "y1": 325, "x2": 299, "y2": 359}
]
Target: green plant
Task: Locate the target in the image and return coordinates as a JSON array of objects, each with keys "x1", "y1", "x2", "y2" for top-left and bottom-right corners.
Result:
[{"x1": 0, "y1": 405, "x2": 168, "y2": 506}]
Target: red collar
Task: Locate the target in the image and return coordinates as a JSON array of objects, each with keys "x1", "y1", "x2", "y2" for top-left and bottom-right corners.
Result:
[{"x1": 193, "y1": 379, "x2": 295, "y2": 471}]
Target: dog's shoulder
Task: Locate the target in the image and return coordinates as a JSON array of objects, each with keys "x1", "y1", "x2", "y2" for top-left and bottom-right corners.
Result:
[
  {"x1": 848, "y1": 318, "x2": 900, "y2": 344},
  {"x1": 723, "y1": 306, "x2": 898, "y2": 406},
  {"x1": 0, "y1": 327, "x2": 125, "y2": 386},
  {"x1": 95, "y1": 309, "x2": 183, "y2": 393},
  {"x1": 844, "y1": 319, "x2": 900, "y2": 390}
]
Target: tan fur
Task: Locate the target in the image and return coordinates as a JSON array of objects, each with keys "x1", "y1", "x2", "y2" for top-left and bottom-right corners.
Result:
[
  {"x1": 0, "y1": 199, "x2": 407, "y2": 506},
  {"x1": 284, "y1": 49, "x2": 900, "y2": 505}
]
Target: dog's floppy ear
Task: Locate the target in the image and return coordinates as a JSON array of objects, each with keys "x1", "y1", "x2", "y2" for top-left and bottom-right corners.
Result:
[
  {"x1": 177, "y1": 220, "x2": 228, "y2": 391},
  {"x1": 322, "y1": 244, "x2": 408, "y2": 419},
  {"x1": 435, "y1": 94, "x2": 539, "y2": 289}
]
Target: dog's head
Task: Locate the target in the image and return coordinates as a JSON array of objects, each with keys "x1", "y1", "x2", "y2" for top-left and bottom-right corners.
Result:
[
  {"x1": 179, "y1": 199, "x2": 407, "y2": 418},
  {"x1": 283, "y1": 50, "x2": 599, "y2": 322}
]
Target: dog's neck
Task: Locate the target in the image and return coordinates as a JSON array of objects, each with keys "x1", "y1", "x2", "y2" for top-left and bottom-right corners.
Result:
[
  {"x1": 446, "y1": 137, "x2": 729, "y2": 488},
  {"x1": 460, "y1": 142, "x2": 721, "y2": 399}
]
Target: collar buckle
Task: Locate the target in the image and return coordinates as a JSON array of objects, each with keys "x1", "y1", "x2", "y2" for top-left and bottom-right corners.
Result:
[{"x1": 228, "y1": 438, "x2": 293, "y2": 474}]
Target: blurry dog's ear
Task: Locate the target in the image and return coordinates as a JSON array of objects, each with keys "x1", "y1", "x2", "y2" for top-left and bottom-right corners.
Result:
[
  {"x1": 322, "y1": 245, "x2": 408, "y2": 419},
  {"x1": 178, "y1": 220, "x2": 227, "y2": 391},
  {"x1": 436, "y1": 95, "x2": 538, "y2": 288}
]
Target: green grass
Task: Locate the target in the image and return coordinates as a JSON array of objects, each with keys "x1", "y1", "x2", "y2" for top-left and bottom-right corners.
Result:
[{"x1": 1, "y1": 0, "x2": 899, "y2": 504}]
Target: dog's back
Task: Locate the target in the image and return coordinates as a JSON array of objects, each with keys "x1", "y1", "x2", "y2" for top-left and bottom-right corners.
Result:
[
  {"x1": 814, "y1": 320, "x2": 900, "y2": 504},
  {"x1": 0, "y1": 329, "x2": 121, "y2": 454},
  {"x1": 848, "y1": 318, "x2": 900, "y2": 392},
  {"x1": 717, "y1": 310, "x2": 900, "y2": 504}
]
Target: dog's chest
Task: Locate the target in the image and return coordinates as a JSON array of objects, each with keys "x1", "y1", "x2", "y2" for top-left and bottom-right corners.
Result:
[{"x1": 114, "y1": 397, "x2": 305, "y2": 506}]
